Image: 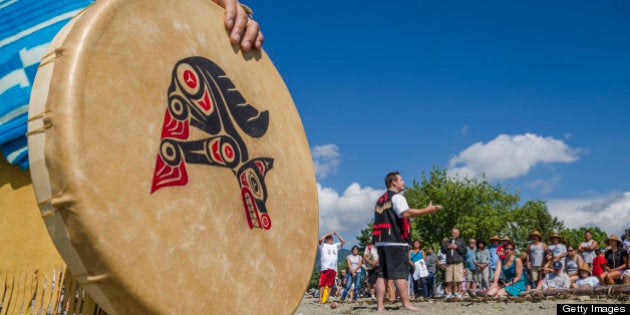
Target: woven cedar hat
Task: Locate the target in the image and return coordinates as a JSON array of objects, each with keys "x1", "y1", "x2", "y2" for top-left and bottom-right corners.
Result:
[
  {"x1": 549, "y1": 232, "x2": 563, "y2": 242},
  {"x1": 529, "y1": 230, "x2": 542, "y2": 239},
  {"x1": 605, "y1": 234, "x2": 622, "y2": 247},
  {"x1": 489, "y1": 235, "x2": 500, "y2": 242},
  {"x1": 578, "y1": 264, "x2": 591, "y2": 275}
]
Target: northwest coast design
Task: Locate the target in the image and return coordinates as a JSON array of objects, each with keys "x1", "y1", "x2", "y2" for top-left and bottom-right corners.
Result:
[{"x1": 151, "y1": 56, "x2": 274, "y2": 230}]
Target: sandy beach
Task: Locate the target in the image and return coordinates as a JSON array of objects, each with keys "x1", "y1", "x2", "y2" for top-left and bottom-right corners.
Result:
[{"x1": 294, "y1": 295, "x2": 629, "y2": 314}]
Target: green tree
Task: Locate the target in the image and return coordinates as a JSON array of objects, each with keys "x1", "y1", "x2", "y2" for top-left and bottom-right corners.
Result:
[
  {"x1": 308, "y1": 267, "x2": 320, "y2": 289},
  {"x1": 508, "y1": 200, "x2": 565, "y2": 248},
  {"x1": 356, "y1": 220, "x2": 373, "y2": 247}
]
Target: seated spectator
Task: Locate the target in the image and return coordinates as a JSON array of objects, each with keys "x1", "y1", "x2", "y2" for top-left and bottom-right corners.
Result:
[
  {"x1": 564, "y1": 245, "x2": 584, "y2": 284},
  {"x1": 600, "y1": 234, "x2": 628, "y2": 285},
  {"x1": 540, "y1": 249, "x2": 555, "y2": 283},
  {"x1": 591, "y1": 248, "x2": 606, "y2": 278},
  {"x1": 572, "y1": 264, "x2": 600, "y2": 289},
  {"x1": 537, "y1": 261, "x2": 570, "y2": 290},
  {"x1": 480, "y1": 242, "x2": 527, "y2": 297}
]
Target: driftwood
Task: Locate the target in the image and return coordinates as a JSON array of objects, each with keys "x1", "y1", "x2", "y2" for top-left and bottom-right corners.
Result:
[{"x1": 527, "y1": 285, "x2": 630, "y2": 298}]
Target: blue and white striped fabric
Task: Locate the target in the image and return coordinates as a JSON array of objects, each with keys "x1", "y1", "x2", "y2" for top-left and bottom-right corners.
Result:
[{"x1": 0, "y1": 0, "x2": 94, "y2": 170}]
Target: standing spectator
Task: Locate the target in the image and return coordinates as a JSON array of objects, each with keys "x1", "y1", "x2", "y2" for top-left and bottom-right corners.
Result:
[
  {"x1": 408, "y1": 240, "x2": 425, "y2": 299},
  {"x1": 623, "y1": 229, "x2": 630, "y2": 254},
  {"x1": 482, "y1": 241, "x2": 527, "y2": 297},
  {"x1": 465, "y1": 239, "x2": 477, "y2": 292},
  {"x1": 600, "y1": 234, "x2": 628, "y2": 285},
  {"x1": 341, "y1": 246, "x2": 363, "y2": 302},
  {"x1": 496, "y1": 236, "x2": 512, "y2": 260},
  {"x1": 591, "y1": 248, "x2": 606, "y2": 278},
  {"x1": 318, "y1": 231, "x2": 345, "y2": 304},
  {"x1": 519, "y1": 252, "x2": 532, "y2": 292},
  {"x1": 437, "y1": 239, "x2": 449, "y2": 297},
  {"x1": 363, "y1": 242, "x2": 379, "y2": 301},
  {"x1": 537, "y1": 261, "x2": 571, "y2": 290},
  {"x1": 564, "y1": 245, "x2": 584, "y2": 284},
  {"x1": 424, "y1": 246, "x2": 438, "y2": 298},
  {"x1": 526, "y1": 230, "x2": 547, "y2": 288},
  {"x1": 578, "y1": 230, "x2": 599, "y2": 268},
  {"x1": 372, "y1": 171, "x2": 442, "y2": 311},
  {"x1": 440, "y1": 228, "x2": 467, "y2": 298},
  {"x1": 548, "y1": 233, "x2": 568, "y2": 266},
  {"x1": 488, "y1": 235, "x2": 501, "y2": 279},
  {"x1": 572, "y1": 264, "x2": 600, "y2": 289},
  {"x1": 473, "y1": 240, "x2": 490, "y2": 291}
]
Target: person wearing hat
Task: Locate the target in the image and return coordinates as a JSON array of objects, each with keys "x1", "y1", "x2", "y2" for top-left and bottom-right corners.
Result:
[
  {"x1": 548, "y1": 233, "x2": 568, "y2": 268},
  {"x1": 526, "y1": 230, "x2": 547, "y2": 288},
  {"x1": 572, "y1": 264, "x2": 600, "y2": 289},
  {"x1": 488, "y1": 235, "x2": 501, "y2": 279},
  {"x1": 600, "y1": 234, "x2": 628, "y2": 285},
  {"x1": 537, "y1": 261, "x2": 570, "y2": 290}
]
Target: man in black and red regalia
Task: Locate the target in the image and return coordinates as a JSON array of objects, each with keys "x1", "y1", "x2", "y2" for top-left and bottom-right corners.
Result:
[{"x1": 373, "y1": 171, "x2": 442, "y2": 311}]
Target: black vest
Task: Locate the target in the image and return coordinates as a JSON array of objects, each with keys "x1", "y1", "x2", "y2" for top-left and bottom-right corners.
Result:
[{"x1": 372, "y1": 190, "x2": 410, "y2": 244}]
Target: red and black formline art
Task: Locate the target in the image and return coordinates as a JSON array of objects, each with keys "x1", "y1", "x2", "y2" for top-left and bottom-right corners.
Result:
[{"x1": 151, "y1": 56, "x2": 274, "y2": 230}]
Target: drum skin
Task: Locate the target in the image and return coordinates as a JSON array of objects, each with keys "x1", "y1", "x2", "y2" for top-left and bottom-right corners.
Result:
[{"x1": 27, "y1": 1, "x2": 318, "y2": 314}]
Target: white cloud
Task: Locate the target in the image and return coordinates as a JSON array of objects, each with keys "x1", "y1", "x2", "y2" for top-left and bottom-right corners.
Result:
[
  {"x1": 527, "y1": 176, "x2": 559, "y2": 195},
  {"x1": 448, "y1": 133, "x2": 580, "y2": 181},
  {"x1": 318, "y1": 182, "x2": 382, "y2": 239},
  {"x1": 312, "y1": 144, "x2": 340, "y2": 179},
  {"x1": 547, "y1": 192, "x2": 630, "y2": 236}
]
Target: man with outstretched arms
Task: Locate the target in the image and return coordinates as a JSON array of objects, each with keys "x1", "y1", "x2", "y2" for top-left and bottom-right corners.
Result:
[{"x1": 373, "y1": 171, "x2": 442, "y2": 311}]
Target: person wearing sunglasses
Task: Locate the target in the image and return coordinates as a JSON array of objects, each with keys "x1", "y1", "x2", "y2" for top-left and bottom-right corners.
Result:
[{"x1": 475, "y1": 242, "x2": 527, "y2": 297}]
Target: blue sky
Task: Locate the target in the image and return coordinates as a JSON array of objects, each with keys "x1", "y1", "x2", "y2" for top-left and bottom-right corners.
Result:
[{"x1": 253, "y1": 1, "x2": 630, "y2": 245}]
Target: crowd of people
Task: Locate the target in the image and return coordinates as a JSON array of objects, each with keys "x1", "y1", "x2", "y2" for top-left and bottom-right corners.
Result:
[
  {"x1": 314, "y1": 171, "x2": 630, "y2": 307},
  {"x1": 315, "y1": 228, "x2": 630, "y2": 303}
]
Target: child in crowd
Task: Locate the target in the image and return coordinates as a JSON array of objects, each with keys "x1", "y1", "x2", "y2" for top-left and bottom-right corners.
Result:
[
  {"x1": 591, "y1": 248, "x2": 606, "y2": 278},
  {"x1": 572, "y1": 264, "x2": 600, "y2": 288}
]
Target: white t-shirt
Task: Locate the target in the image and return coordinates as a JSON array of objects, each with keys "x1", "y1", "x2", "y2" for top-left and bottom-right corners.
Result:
[
  {"x1": 347, "y1": 254, "x2": 362, "y2": 273},
  {"x1": 392, "y1": 194, "x2": 410, "y2": 218},
  {"x1": 364, "y1": 245, "x2": 379, "y2": 270},
  {"x1": 320, "y1": 242, "x2": 342, "y2": 271}
]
